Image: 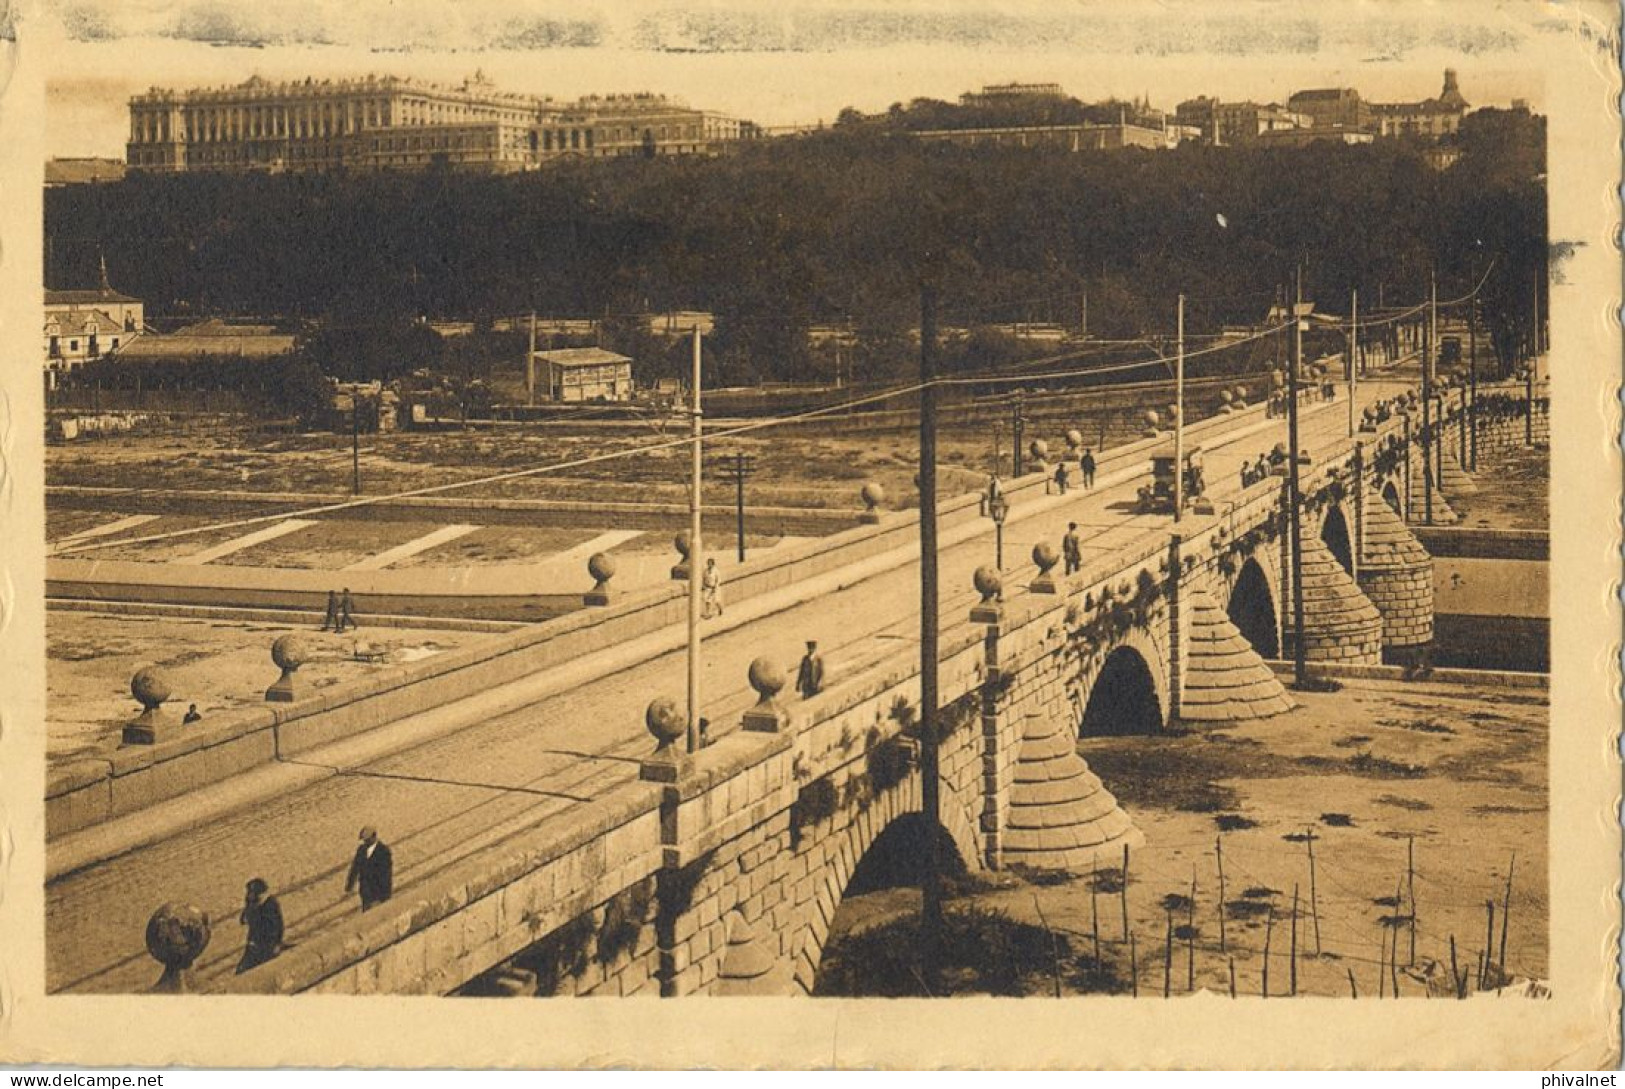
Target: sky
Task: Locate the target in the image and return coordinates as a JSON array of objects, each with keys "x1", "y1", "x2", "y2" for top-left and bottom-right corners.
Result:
[{"x1": 36, "y1": 0, "x2": 1550, "y2": 160}]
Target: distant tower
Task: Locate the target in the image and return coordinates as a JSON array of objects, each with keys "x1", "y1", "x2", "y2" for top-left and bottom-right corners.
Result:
[{"x1": 1439, "y1": 68, "x2": 1467, "y2": 111}]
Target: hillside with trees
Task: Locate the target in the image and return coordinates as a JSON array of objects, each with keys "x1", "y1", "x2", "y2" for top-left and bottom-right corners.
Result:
[{"x1": 46, "y1": 108, "x2": 1545, "y2": 387}]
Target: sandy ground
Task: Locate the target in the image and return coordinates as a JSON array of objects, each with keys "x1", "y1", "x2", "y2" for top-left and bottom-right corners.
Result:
[
  {"x1": 48, "y1": 418, "x2": 1010, "y2": 513},
  {"x1": 46, "y1": 613, "x2": 492, "y2": 764},
  {"x1": 1450, "y1": 444, "x2": 1548, "y2": 532},
  {"x1": 820, "y1": 676, "x2": 1548, "y2": 999}
]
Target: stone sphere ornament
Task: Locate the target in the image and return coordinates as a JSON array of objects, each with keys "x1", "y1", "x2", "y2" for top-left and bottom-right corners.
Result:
[
  {"x1": 1031, "y1": 542, "x2": 1059, "y2": 576},
  {"x1": 645, "y1": 696, "x2": 687, "y2": 751},
  {"x1": 973, "y1": 564, "x2": 1003, "y2": 604},
  {"x1": 860, "y1": 481, "x2": 885, "y2": 510},
  {"x1": 747, "y1": 657, "x2": 786, "y2": 702},
  {"x1": 145, "y1": 902, "x2": 211, "y2": 993},
  {"x1": 588, "y1": 551, "x2": 617, "y2": 585},
  {"x1": 1143, "y1": 409, "x2": 1160, "y2": 429},
  {"x1": 271, "y1": 634, "x2": 309, "y2": 673},
  {"x1": 673, "y1": 530, "x2": 692, "y2": 561},
  {"x1": 131, "y1": 667, "x2": 172, "y2": 712},
  {"x1": 1219, "y1": 389, "x2": 1234, "y2": 405},
  {"x1": 1065, "y1": 428, "x2": 1083, "y2": 450},
  {"x1": 1028, "y1": 438, "x2": 1048, "y2": 461}
]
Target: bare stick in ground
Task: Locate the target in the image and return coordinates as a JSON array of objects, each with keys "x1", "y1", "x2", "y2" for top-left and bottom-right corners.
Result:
[
  {"x1": 1347, "y1": 967, "x2": 1358, "y2": 999},
  {"x1": 1289, "y1": 884, "x2": 1299, "y2": 996},
  {"x1": 1306, "y1": 827, "x2": 1321, "y2": 956},
  {"x1": 1390, "y1": 875, "x2": 1403, "y2": 998},
  {"x1": 1449, "y1": 935, "x2": 1465, "y2": 998},
  {"x1": 1163, "y1": 910, "x2": 1173, "y2": 998},
  {"x1": 1262, "y1": 906, "x2": 1275, "y2": 998},
  {"x1": 1121, "y1": 843, "x2": 1131, "y2": 942},
  {"x1": 1484, "y1": 899, "x2": 1497, "y2": 988},
  {"x1": 1091, "y1": 872, "x2": 1101, "y2": 965},
  {"x1": 1130, "y1": 930, "x2": 1138, "y2": 998},
  {"x1": 1187, "y1": 865, "x2": 1197, "y2": 993},
  {"x1": 1216, "y1": 835, "x2": 1228, "y2": 953},
  {"x1": 1407, "y1": 835, "x2": 1417, "y2": 967},
  {"x1": 1032, "y1": 892, "x2": 1063, "y2": 998},
  {"x1": 1229, "y1": 958, "x2": 1237, "y2": 999},
  {"x1": 1499, "y1": 851, "x2": 1515, "y2": 984}
]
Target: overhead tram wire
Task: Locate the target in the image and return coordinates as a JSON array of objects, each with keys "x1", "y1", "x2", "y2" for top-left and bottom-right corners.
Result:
[{"x1": 58, "y1": 278, "x2": 1486, "y2": 558}]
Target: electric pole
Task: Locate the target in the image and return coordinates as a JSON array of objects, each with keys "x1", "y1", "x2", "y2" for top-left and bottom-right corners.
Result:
[
  {"x1": 686, "y1": 327, "x2": 703, "y2": 754},
  {"x1": 1012, "y1": 389, "x2": 1026, "y2": 476},
  {"x1": 918, "y1": 283, "x2": 945, "y2": 961},
  {"x1": 351, "y1": 395, "x2": 362, "y2": 496},
  {"x1": 1174, "y1": 293, "x2": 1185, "y2": 522},
  {"x1": 1347, "y1": 288, "x2": 1358, "y2": 438},
  {"x1": 1422, "y1": 272, "x2": 1435, "y2": 524},
  {"x1": 1288, "y1": 268, "x2": 1307, "y2": 689},
  {"x1": 712, "y1": 451, "x2": 756, "y2": 563},
  {"x1": 1469, "y1": 292, "x2": 1479, "y2": 470}
]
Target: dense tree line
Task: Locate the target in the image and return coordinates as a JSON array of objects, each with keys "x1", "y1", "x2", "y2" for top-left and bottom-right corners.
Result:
[{"x1": 46, "y1": 108, "x2": 1545, "y2": 386}]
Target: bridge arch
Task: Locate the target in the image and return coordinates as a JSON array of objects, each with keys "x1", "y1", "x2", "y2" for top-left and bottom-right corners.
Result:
[
  {"x1": 1227, "y1": 555, "x2": 1280, "y2": 658},
  {"x1": 1078, "y1": 642, "x2": 1165, "y2": 737},
  {"x1": 1381, "y1": 480, "x2": 1402, "y2": 516},
  {"x1": 1320, "y1": 504, "x2": 1355, "y2": 575},
  {"x1": 792, "y1": 774, "x2": 979, "y2": 993}
]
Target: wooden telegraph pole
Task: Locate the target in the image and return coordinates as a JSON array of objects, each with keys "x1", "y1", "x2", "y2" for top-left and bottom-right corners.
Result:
[{"x1": 918, "y1": 284, "x2": 945, "y2": 963}]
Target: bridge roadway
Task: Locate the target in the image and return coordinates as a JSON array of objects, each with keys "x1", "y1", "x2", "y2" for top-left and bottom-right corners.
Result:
[{"x1": 48, "y1": 378, "x2": 1412, "y2": 994}]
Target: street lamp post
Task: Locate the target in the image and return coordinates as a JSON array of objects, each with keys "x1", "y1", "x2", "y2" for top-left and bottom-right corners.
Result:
[
  {"x1": 988, "y1": 491, "x2": 1009, "y2": 571},
  {"x1": 1287, "y1": 269, "x2": 1307, "y2": 689},
  {"x1": 686, "y1": 327, "x2": 703, "y2": 755}
]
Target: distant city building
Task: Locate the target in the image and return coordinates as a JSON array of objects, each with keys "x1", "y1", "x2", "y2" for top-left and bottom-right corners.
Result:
[
  {"x1": 44, "y1": 263, "x2": 144, "y2": 373},
  {"x1": 114, "y1": 319, "x2": 296, "y2": 360},
  {"x1": 1174, "y1": 98, "x2": 1308, "y2": 145},
  {"x1": 959, "y1": 82, "x2": 1066, "y2": 106},
  {"x1": 45, "y1": 157, "x2": 128, "y2": 187},
  {"x1": 913, "y1": 121, "x2": 1172, "y2": 151},
  {"x1": 530, "y1": 347, "x2": 634, "y2": 402},
  {"x1": 1371, "y1": 69, "x2": 1470, "y2": 140},
  {"x1": 126, "y1": 72, "x2": 755, "y2": 175},
  {"x1": 1255, "y1": 126, "x2": 1375, "y2": 148},
  {"x1": 1287, "y1": 87, "x2": 1372, "y2": 132}
]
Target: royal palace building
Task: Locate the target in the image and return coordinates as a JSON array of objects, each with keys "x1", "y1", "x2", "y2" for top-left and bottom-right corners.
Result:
[{"x1": 126, "y1": 72, "x2": 756, "y2": 174}]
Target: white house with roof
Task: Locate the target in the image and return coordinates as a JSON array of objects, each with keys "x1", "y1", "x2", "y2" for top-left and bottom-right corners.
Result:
[
  {"x1": 529, "y1": 346, "x2": 634, "y2": 402},
  {"x1": 44, "y1": 267, "x2": 146, "y2": 373}
]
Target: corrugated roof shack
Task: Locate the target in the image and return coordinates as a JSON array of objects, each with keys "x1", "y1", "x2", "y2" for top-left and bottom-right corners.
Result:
[{"x1": 529, "y1": 347, "x2": 634, "y2": 403}]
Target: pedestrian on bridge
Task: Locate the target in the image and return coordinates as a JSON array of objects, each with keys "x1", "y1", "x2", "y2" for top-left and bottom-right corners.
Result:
[
  {"x1": 1053, "y1": 460, "x2": 1070, "y2": 495},
  {"x1": 236, "y1": 877, "x2": 285, "y2": 974},
  {"x1": 701, "y1": 558, "x2": 724, "y2": 619},
  {"x1": 321, "y1": 590, "x2": 340, "y2": 632},
  {"x1": 345, "y1": 826, "x2": 393, "y2": 912},
  {"x1": 1080, "y1": 449, "x2": 1096, "y2": 489},
  {"x1": 797, "y1": 641, "x2": 825, "y2": 699},
  {"x1": 337, "y1": 588, "x2": 358, "y2": 633},
  {"x1": 1062, "y1": 523, "x2": 1083, "y2": 576}
]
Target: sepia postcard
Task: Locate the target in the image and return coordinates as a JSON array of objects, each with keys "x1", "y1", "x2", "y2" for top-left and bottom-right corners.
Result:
[{"x1": 0, "y1": 0, "x2": 1619, "y2": 1070}]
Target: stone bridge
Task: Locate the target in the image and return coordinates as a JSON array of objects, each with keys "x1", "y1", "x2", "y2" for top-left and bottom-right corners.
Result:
[{"x1": 191, "y1": 378, "x2": 1543, "y2": 999}]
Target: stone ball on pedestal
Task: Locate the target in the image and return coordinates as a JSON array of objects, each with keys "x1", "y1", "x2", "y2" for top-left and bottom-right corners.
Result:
[
  {"x1": 271, "y1": 634, "x2": 309, "y2": 673},
  {"x1": 973, "y1": 564, "x2": 1003, "y2": 602},
  {"x1": 145, "y1": 902, "x2": 211, "y2": 993},
  {"x1": 748, "y1": 657, "x2": 786, "y2": 701},
  {"x1": 130, "y1": 667, "x2": 171, "y2": 713},
  {"x1": 1064, "y1": 428, "x2": 1083, "y2": 450},
  {"x1": 1031, "y1": 541, "x2": 1059, "y2": 575},
  {"x1": 1143, "y1": 409, "x2": 1160, "y2": 429},
  {"x1": 1028, "y1": 438, "x2": 1048, "y2": 461},
  {"x1": 588, "y1": 551, "x2": 617, "y2": 584},
  {"x1": 860, "y1": 482, "x2": 885, "y2": 510},
  {"x1": 673, "y1": 531, "x2": 692, "y2": 560},
  {"x1": 645, "y1": 697, "x2": 687, "y2": 749}
]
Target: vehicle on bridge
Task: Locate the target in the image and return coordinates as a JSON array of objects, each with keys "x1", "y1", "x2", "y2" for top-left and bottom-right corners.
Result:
[{"x1": 1137, "y1": 442, "x2": 1206, "y2": 514}]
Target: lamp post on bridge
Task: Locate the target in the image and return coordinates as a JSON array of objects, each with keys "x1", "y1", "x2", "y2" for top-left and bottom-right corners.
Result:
[
  {"x1": 987, "y1": 489, "x2": 1009, "y2": 571},
  {"x1": 1287, "y1": 267, "x2": 1308, "y2": 689}
]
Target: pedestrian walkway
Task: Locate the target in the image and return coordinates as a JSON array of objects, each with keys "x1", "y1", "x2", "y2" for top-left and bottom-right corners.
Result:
[
  {"x1": 176, "y1": 519, "x2": 317, "y2": 565},
  {"x1": 342, "y1": 524, "x2": 481, "y2": 571},
  {"x1": 49, "y1": 513, "x2": 159, "y2": 552}
]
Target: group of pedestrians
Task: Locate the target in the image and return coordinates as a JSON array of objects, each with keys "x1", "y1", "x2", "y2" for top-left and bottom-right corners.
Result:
[
  {"x1": 1049, "y1": 448, "x2": 1097, "y2": 495},
  {"x1": 320, "y1": 588, "x2": 360, "y2": 633},
  {"x1": 233, "y1": 825, "x2": 395, "y2": 976}
]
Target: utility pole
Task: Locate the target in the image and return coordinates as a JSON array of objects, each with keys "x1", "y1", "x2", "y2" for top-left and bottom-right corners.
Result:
[
  {"x1": 1080, "y1": 288, "x2": 1089, "y2": 339},
  {"x1": 527, "y1": 311, "x2": 537, "y2": 406},
  {"x1": 1174, "y1": 293, "x2": 1185, "y2": 522},
  {"x1": 1012, "y1": 389, "x2": 1026, "y2": 476},
  {"x1": 686, "y1": 327, "x2": 703, "y2": 755},
  {"x1": 918, "y1": 283, "x2": 945, "y2": 959},
  {"x1": 1422, "y1": 272, "x2": 1435, "y2": 524},
  {"x1": 1468, "y1": 295, "x2": 1480, "y2": 470},
  {"x1": 1347, "y1": 289, "x2": 1358, "y2": 438},
  {"x1": 712, "y1": 451, "x2": 756, "y2": 563},
  {"x1": 1287, "y1": 268, "x2": 1307, "y2": 688},
  {"x1": 351, "y1": 396, "x2": 362, "y2": 496}
]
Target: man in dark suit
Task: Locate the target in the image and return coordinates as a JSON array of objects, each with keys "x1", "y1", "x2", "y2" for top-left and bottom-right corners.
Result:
[
  {"x1": 345, "y1": 825, "x2": 393, "y2": 911},
  {"x1": 796, "y1": 640, "x2": 825, "y2": 700}
]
